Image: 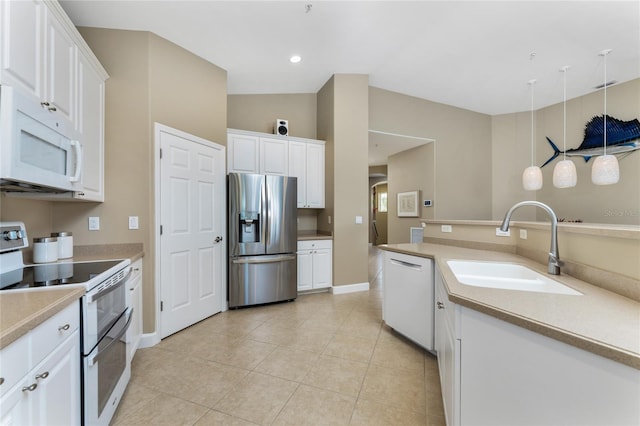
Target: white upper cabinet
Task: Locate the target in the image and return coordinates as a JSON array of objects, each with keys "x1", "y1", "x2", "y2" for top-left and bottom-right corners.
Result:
[
  {"x1": 1, "y1": 0, "x2": 77, "y2": 131},
  {"x1": 0, "y1": 0, "x2": 45, "y2": 99},
  {"x1": 288, "y1": 141, "x2": 307, "y2": 207},
  {"x1": 289, "y1": 141, "x2": 325, "y2": 208},
  {"x1": 259, "y1": 137, "x2": 288, "y2": 176},
  {"x1": 227, "y1": 133, "x2": 260, "y2": 174},
  {"x1": 75, "y1": 53, "x2": 105, "y2": 201},
  {"x1": 1, "y1": 0, "x2": 109, "y2": 202},
  {"x1": 44, "y1": 6, "x2": 76, "y2": 129},
  {"x1": 227, "y1": 129, "x2": 325, "y2": 208},
  {"x1": 304, "y1": 142, "x2": 325, "y2": 208}
]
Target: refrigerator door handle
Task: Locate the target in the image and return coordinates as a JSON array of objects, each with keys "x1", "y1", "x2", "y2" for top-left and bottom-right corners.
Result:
[{"x1": 232, "y1": 254, "x2": 296, "y2": 264}]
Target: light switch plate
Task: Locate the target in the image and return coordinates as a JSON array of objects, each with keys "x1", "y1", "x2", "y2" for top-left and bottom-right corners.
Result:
[
  {"x1": 520, "y1": 229, "x2": 528, "y2": 239},
  {"x1": 88, "y1": 216, "x2": 100, "y2": 231},
  {"x1": 128, "y1": 216, "x2": 139, "y2": 230},
  {"x1": 355, "y1": 216, "x2": 363, "y2": 224}
]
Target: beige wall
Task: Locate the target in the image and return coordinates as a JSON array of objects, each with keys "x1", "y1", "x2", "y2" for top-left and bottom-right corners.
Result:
[
  {"x1": 387, "y1": 143, "x2": 435, "y2": 243},
  {"x1": 492, "y1": 78, "x2": 640, "y2": 224},
  {"x1": 368, "y1": 87, "x2": 493, "y2": 221},
  {"x1": 228, "y1": 94, "x2": 317, "y2": 139},
  {"x1": 331, "y1": 75, "x2": 370, "y2": 286},
  {"x1": 0, "y1": 197, "x2": 53, "y2": 253},
  {"x1": 17, "y1": 28, "x2": 227, "y2": 335}
]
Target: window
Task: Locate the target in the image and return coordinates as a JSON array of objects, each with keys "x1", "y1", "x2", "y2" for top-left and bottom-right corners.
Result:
[{"x1": 378, "y1": 192, "x2": 388, "y2": 212}]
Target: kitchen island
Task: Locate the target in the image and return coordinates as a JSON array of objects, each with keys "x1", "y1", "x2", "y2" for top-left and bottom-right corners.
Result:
[{"x1": 381, "y1": 242, "x2": 640, "y2": 426}]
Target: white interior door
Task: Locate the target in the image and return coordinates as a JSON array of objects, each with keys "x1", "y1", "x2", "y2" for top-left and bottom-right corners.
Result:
[{"x1": 157, "y1": 124, "x2": 225, "y2": 338}]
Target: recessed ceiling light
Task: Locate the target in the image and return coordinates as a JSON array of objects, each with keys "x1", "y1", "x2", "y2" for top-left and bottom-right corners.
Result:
[{"x1": 290, "y1": 55, "x2": 302, "y2": 64}]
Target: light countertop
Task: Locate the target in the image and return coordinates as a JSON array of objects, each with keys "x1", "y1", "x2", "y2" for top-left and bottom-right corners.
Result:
[
  {"x1": 0, "y1": 286, "x2": 85, "y2": 350},
  {"x1": 297, "y1": 231, "x2": 333, "y2": 241},
  {"x1": 380, "y1": 243, "x2": 640, "y2": 370}
]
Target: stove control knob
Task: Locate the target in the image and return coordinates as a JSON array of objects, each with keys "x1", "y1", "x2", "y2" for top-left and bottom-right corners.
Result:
[{"x1": 3, "y1": 230, "x2": 20, "y2": 241}]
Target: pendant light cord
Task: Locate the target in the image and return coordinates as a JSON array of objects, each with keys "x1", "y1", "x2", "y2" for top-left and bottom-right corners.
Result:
[
  {"x1": 603, "y1": 52, "x2": 607, "y2": 156},
  {"x1": 562, "y1": 67, "x2": 567, "y2": 161},
  {"x1": 529, "y1": 80, "x2": 535, "y2": 167}
]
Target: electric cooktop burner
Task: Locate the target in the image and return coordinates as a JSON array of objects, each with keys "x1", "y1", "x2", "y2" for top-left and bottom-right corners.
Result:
[{"x1": 0, "y1": 260, "x2": 123, "y2": 291}]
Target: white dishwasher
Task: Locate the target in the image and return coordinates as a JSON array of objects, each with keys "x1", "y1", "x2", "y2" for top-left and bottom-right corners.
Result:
[{"x1": 383, "y1": 251, "x2": 435, "y2": 351}]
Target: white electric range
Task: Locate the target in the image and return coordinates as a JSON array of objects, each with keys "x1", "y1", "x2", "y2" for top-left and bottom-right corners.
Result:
[{"x1": 0, "y1": 221, "x2": 132, "y2": 426}]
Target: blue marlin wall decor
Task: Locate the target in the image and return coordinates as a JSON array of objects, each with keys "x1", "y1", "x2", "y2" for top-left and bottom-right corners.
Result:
[{"x1": 542, "y1": 115, "x2": 640, "y2": 167}]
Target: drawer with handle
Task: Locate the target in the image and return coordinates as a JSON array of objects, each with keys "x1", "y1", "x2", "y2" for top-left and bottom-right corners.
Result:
[
  {"x1": 30, "y1": 301, "x2": 80, "y2": 368},
  {"x1": 0, "y1": 333, "x2": 30, "y2": 398}
]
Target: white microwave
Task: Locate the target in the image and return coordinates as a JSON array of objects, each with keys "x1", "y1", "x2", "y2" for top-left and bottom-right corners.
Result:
[{"x1": 0, "y1": 86, "x2": 82, "y2": 193}]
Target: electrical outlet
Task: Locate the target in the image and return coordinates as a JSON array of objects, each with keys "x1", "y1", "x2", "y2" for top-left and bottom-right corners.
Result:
[
  {"x1": 520, "y1": 229, "x2": 528, "y2": 239},
  {"x1": 441, "y1": 225, "x2": 452, "y2": 233},
  {"x1": 128, "y1": 216, "x2": 139, "y2": 230},
  {"x1": 496, "y1": 227, "x2": 511, "y2": 237},
  {"x1": 328, "y1": 215, "x2": 332, "y2": 224},
  {"x1": 88, "y1": 216, "x2": 100, "y2": 231},
  {"x1": 355, "y1": 216, "x2": 363, "y2": 224}
]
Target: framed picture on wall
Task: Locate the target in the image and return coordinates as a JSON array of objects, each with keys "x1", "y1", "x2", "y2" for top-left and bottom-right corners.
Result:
[{"x1": 397, "y1": 190, "x2": 419, "y2": 217}]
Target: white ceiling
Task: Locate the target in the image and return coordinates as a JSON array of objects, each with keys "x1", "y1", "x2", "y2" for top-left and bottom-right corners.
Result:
[{"x1": 59, "y1": 0, "x2": 640, "y2": 165}]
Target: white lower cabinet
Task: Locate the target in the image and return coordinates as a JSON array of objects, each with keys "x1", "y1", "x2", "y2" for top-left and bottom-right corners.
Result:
[
  {"x1": 434, "y1": 266, "x2": 640, "y2": 426},
  {"x1": 297, "y1": 240, "x2": 332, "y2": 291},
  {"x1": 0, "y1": 301, "x2": 81, "y2": 426},
  {"x1": 126, "y1": 258, "x2": 143, "y2": 362}
]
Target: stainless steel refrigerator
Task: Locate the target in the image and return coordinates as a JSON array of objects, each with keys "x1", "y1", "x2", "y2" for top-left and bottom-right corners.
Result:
[{"x1": 228, "y1": 173, "x2": 297, "y2": 308}]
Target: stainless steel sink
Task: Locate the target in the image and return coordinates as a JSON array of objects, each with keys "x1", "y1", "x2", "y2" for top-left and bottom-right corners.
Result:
[{"x1": 446, "y1": 260, "x2": 582, "y2": 295}]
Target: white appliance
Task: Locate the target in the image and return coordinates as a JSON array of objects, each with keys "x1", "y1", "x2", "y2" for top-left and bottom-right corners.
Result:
[
  {"x1": 0, "y1": 86, "x2": 83, "y2": 193},
  {"x1": 0, "y1": 222, "x2": 132, "y2": 426},
  {"x1": 383, "y1": 250, "x2": 435, "y2": 351}
]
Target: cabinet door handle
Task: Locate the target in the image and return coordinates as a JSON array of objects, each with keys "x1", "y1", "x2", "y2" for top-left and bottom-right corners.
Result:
[
  {"x1": 0, "y1": 377, "x2": 4, "y2": 385},
  {"x1": 41, "y1": 101, "x2": 50, "y2": 107},
  {"x1": 58, "y1": 323, "x2": 71, "y2": 331},
  {"x1": 36, "y1": 372, "x2": 49, "y2": 380},
  {"x1": 22, "y1": 383, "x2": 37, "y2": 392},
  {"x1": 437, "y1": 301, "x2": 445, "y2": 309},
  {"x1": 47, "y1": 106, "x2": 57, "y2": 112},
  {"x1": 215, "y1": 236, "x2": 223, "y2": 243}
]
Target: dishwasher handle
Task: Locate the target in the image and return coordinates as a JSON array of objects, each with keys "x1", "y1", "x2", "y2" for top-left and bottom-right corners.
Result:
[{"x1": 389, "y1": 258, "x2": 423, "y2": 271}]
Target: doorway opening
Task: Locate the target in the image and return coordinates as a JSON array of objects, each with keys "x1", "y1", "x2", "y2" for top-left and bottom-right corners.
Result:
[{"x1": 370, "y1": 180, "x2": 388, "y2": 245}]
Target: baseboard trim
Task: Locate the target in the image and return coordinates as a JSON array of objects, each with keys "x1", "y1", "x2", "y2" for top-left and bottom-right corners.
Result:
[
  {"x1": 139, "y1": 332, "x2": 160, "y2": 349},
  {"x1": 331, "y1": 282, "x2": 370, "y2": 294}
]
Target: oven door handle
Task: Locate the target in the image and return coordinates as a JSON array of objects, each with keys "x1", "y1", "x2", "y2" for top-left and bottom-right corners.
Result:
[
  {"x1": 87, "y1": 267, "x2": 132, "y2": 303},
  {"x1": 88, "y1": 308, "x2": 133, "y2": 367}
]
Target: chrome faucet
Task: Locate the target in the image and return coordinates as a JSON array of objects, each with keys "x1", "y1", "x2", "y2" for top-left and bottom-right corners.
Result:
[{"x1": 500, "y1": 201, "x2": 563, "y2": 275}]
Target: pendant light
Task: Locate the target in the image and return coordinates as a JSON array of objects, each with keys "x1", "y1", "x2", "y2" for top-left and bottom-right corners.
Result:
[
  {"x1": 553, "y1": 65, "x2": 577, "y2": 188},
  {"x1": 522, "y1": 79, "x2": 542, "y2": 190},
  {"x1": 592, "y1": 49, "x2": 620, "y2": 185}
]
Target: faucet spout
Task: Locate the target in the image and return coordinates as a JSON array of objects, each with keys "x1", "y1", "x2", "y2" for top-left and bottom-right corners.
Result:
[{"x1": 500, "y1": 201, "x2": 562, "y2": 275}]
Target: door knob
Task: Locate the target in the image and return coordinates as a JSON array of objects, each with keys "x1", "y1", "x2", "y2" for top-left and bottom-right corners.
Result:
[{"x1": 214, "y1": 236, "x2": 223, "y2": 243}]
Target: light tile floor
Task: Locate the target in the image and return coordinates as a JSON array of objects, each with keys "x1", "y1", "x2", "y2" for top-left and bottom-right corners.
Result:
[{"x1": 111, "y1": 246, "x2": 446, "y2": 425}]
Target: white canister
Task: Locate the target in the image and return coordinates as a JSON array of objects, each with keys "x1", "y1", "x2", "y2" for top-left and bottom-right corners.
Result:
[
  {"x1": 51, "y1": 232, "x2": 73, "y2": 259},
  {"x1": 33, "y1": 237, "x2": 58, "y2": 263}
]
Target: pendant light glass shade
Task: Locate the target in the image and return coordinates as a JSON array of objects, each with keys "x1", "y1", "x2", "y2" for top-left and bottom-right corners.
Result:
[
  {"x1": 522, "y1": 78, "x2": 542, "y2": 191},
  {"x1": 592, "y1": 154, "x2": 619, "y2": 185},
  {"x1": 553, "y1": 159, "x2": 577, "y2": 188},
  {"x1": 523, "y1": 166, "x2": 543, "y2": 190},
  {"x1": 553, "y1": 66, "x2": 577, "y2": 188},
  {"x1": 591, "y1": 49, "x2": 619, "y2": 185}
]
